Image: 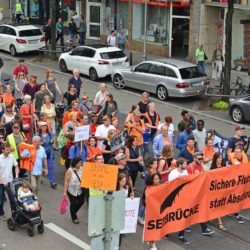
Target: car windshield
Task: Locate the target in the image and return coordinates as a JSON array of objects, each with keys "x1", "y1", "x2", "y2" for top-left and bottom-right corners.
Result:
[
  {"x1": 179, "y1": 66, "x2": 206, "y2": 79},
  {"x1": 19, "y1": 29, "x2": 42, "y2": 37},
  {"x1": 100, "y1": 51, "x2": 126, "y2": 59}
]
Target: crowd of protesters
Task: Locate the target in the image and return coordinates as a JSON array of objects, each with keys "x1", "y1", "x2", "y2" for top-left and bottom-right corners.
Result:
[{"x1": 0, "y1": 58, "x2": 249, "y2": 250}]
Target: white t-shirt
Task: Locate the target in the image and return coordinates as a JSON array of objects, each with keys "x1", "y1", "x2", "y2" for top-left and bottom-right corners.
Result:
[
  {"x1": 95, "y1": 124, "x2": 116, "y2": 149},
  {"x1": 168, "y1": 168, "x2": 188, "y2": 182},
  {"x1": 0, "y1": 153, "x2": 18, "y2": 183},
  {"x1": 193, "y1": 128, "x2": 207, "y2": 150},
  {"x1": 95, "y1": 90, "x2": 108, "y2": 106},
  {"x1": 107, "y1": 35, "x2": 117, "y2": 46},
  {"x1": 19, "y1": 189, "x2": 32, "y2": 199}
]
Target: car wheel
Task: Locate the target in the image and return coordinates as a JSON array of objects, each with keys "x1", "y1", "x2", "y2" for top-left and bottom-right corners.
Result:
[
  {"x1": 157, "y1": 85, "x2": 169, "y2": 101},
  {"x1": 231, "y1": 106, "x2": 244, "y2": 123},
  {"x1": 89, "y1": 68, "x2": 98, "y2": 81},
  {"x1": 10, "y1": 45, "x2": 17, "y2": 56},
  {"x1": 59, "y1": 59, "x2": 68, "y2": 72},
  {"x1": 113, "y1": 74, "x2": 125, "y2": 89}
]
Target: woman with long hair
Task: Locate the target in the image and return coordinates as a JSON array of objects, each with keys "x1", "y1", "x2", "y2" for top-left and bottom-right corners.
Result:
[
  {"x1": 62, "y1": 84, "x2": 78, "y2": 108},
  {"x1": 125, "y1": 135, "x2": 143, "y2": 188},
  {"x1": 98, "y1": 93, "x2": 118, "y2": 118},
  {"x1": 41, "y1": 95, "x2": 56, "y2": 136},
  {"x1": 87, "y1": 136, "x2": 102, "y2": 163},
  {"x1": 210, "y1": 152, "x2": 226, "y2": 230},
  {"x1": 101, "y1": 129, "x2": 116, "y2": 164},
  {"x1": 45, "y1": 69, "x2": 62, "y2": 103},
  {"x1": 22, "y1": 74, "x2": 39, "y2": 100},
  {"x1": 38, "y1": 122, "x2": 57, "y2": 188},
  {"x1": 63, "y1": 112, "x2": 79, "y2": 137},
  {"x1": 157, "y1": 144, "x2": 173, "y2": 183}
]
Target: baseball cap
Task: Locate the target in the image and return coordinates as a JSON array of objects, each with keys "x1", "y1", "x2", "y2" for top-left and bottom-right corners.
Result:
[
  {"x1": 235, "y1": 125, "x2": 245, "y2": 131},
  {"x1": 115, "y1": 153, "x2": 126, "y2": 161},
  {"x1": 194, "y1": 152, "x2": 203, "y2": 158}
]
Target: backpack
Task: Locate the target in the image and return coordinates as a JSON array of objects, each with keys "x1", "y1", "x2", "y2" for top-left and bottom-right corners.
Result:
[{"x1": 60, "y1": 145, "x2": 68, "y2": 160}]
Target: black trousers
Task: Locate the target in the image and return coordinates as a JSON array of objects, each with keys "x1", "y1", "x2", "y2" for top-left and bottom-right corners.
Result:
[
  {"x1": 56, "y1": 33, "x2": 64, "y2": 46},
  {"x1": 129, "y1": 169, "x2": 138, "y2": 187},
  {"x1": 67, "y1": 191, "x2": 85, "y2": 220}
]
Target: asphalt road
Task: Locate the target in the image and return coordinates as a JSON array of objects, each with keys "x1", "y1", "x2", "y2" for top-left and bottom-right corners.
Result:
[{"x1": 0, "y1": 52, "x2": 250, "y2": 250}]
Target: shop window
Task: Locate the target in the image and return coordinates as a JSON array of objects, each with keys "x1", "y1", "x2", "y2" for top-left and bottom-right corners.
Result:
[
  {"x1": 132, "y1": 3, "x2": 169, "y2": 45},
  {"x1": 102, "y1": 1, "x2": 128, "y2": 36},
  {"x1": 30, "y1": 0, "x2": 39, "y2": 19}
]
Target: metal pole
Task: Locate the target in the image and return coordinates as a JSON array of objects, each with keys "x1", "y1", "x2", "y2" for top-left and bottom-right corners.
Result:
[
  {"x1": 169, "y1": 1, "x2": 173, "y2": 58},
  {"x1": 142, "y1": 0, "x2": 147, "y2": 61},
  {"x1": 104, "y1": 191, "x2": 114, "y2": 250}
]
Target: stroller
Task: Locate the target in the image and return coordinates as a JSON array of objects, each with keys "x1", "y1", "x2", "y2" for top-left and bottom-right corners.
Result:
[{"x1": 6, "y1": 178, "x2": 44, "y2": 237}]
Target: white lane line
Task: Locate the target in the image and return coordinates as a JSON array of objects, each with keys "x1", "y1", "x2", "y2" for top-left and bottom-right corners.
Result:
[
  {"x1": 45, "y1": 223, "x2": 90, "y2": 250},
  {"x1": 1, "y1": 54, "x2": 250, "y2": 129}
]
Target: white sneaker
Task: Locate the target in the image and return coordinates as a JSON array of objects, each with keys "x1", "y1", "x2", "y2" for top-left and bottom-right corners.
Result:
[
  {"x1": 0, "y1": 215, "x2": 8, "y2": 221},
  {"x1": 138, "y1": 216, "x2": 145, "y2": 225}
]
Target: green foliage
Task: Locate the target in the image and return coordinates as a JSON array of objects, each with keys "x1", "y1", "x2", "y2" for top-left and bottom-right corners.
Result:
[{"x1": 212, "y1": 101, "x2": 229, "y2": 110}]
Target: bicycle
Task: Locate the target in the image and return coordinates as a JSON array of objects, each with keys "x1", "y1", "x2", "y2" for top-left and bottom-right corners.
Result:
[{"x1": 231, "y1": 76, "x2": 250, "y2": 96}]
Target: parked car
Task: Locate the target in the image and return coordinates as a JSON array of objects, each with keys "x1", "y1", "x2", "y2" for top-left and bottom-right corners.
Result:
[
  {"x1": 111, "y1": 58, "x2": 209, "y2": 101},
  {"x1": 229, "y1": 95, "x2": 250, "y2": 123},
  {"x1": 0, "y1": 24, "x2": 45, "y2": 56},
  {"x1": 59, "y1": 45, "x2": 129, "y2": 81}
]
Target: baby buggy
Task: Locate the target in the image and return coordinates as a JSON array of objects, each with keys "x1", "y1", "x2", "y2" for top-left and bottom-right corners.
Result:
[{"x1": 6, "y1": 178, "x2": 44, "y2": 237}]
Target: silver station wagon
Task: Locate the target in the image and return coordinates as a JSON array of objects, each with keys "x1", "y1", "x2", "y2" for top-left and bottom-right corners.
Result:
[{"x1": 111, "y1": 59, "x2": 209, "y2": 101}]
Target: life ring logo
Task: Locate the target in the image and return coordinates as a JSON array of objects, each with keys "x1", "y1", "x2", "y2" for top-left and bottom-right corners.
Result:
[{"x1": 160, "y1": 181, "x2": 191, "y2": 214}]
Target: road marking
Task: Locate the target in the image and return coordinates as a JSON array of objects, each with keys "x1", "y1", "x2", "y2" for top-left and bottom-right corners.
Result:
[
  {"x1": 45, "y1": 223, "x2": 90, "y2": 250},
  {"x1": 1, "y1": 54, "x2": 250, "y2": 130}
]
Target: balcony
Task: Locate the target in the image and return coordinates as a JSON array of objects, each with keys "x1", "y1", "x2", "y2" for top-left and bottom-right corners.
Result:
[{"x1": 203, "y1": 0, "x2": 250, "y2": 9}]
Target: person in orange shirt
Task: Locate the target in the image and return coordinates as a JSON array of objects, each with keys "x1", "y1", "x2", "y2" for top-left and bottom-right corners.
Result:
[
  {"x1": 62, "y1": 100, "x2": 82, "y2": 126},
  {"x1": 126, "y1": 109, "x2": 145, "y2": 148},
  {"x1": 87, "y1": 136, "x2": 102, "y2": 163},
  {"x1": 201, "y1": 137, "x2": 215, "y2": 171},
  {"x1": 3, "y1": 85, "x2": 15, "y2": 108},
  {"x1": 229, "y1": 146, "x2": 249, "y2": 165}
]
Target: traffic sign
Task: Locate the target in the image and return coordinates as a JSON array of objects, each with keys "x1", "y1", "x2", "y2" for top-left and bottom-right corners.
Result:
[{"x1": 88, "y1": 191, "x2": 126, "y2": 237}]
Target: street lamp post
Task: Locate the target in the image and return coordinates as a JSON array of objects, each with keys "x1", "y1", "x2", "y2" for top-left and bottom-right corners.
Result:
[{"x1": 142, "y1": 0, "x2": 147, "y2": 61}]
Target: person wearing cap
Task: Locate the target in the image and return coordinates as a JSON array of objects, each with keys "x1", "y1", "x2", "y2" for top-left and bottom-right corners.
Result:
[
  {"x1": 13, "y1": 59, "x2": 28, "y2": 80},
  {"x1": 186, "y1": 152, "x2": 215, "y2": 236},
  {"x1": 115, "y1": 153, "x2": 134, "y2": 197},
  {"x1": 63, "y1": 156, "x2": 85, "y2": 224},
  {"x1": 31, "y1": 136, "x2": 48, "y2": 195},
  {"x1": 176, "y1": 123, "x2": 193, "y2": 151},
  {"x1": 6, "y1": 123, "x2": 26, "y2": 177},
  {"x1": 95, "y1": 116, "x2": 115, "y2": 149},
  {"x1": 37, "y1": 122, "x2": 57, "y2": 189},
  {"x1": 178, "y1": 136, "x2": 198, "y2": 164},
  {"x1": 227, "y1": 126, "x2": 248, "y2": 157}
]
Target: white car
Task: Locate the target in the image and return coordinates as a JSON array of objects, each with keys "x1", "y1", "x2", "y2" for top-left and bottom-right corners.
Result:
[
  {"x1": 59, "y1": 45, "x2": 129, "y2": 81},
  {"x1": 0, "y1": 24, "x2": 45, "y2": 56}
]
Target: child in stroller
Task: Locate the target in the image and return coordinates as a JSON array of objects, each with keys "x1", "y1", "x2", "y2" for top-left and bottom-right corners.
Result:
[{"x1": 18, "y1": 183, "x2": 40, "y2": 212}]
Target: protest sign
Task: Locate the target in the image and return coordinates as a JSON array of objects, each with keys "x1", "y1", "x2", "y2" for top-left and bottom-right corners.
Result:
[
  {"x1": 74, "y1": 125, "x2": 90, "y2": 142},
  {"x1": 81, "y1": 162, "x2": 118, "y2": 190},
  {"x1": 120, "y1": 198, "x2": 140, "y2": 234},
  {"x1": 144, "y1": 163, "x2": 250, "y2": 241}
]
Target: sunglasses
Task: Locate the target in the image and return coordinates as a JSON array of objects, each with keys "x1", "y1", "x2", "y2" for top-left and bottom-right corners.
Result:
[
  {"x1": 0, "y1": 137, "x2": 4, "y2": 139},
  {"x1": 82, "y1": 98, "x2": 88, "y2": 100},
  {"x1": 196, "y1": 158, "x2": 203, "y2": 160},
  {"x1": 20, "y1": 74, "x2": 25, "y2": 76},
  {"x1": 13, "y1": 127, "x2": 20, "y2": 129},
  {"x1": 31, "y1": 76, "x2": 37, "y2": 78}
]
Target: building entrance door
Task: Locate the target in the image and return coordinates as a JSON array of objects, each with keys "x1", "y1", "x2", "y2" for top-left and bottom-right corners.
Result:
[
  {"x1": 171, "y1": 17, "x2": 189, "y2": 58},
  {"x1": 87, "y1": 2, "x2": 102, "y2": 40}
]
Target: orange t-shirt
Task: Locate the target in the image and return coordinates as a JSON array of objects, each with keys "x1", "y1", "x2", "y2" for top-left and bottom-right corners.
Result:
[
  {"x1": 62, "y1": 110, "x2": 83, "y2": 126},
  {"x1": 87, "y1": 147, "x2": 102, "y2": 162},
  {"x1": 3, "y1": 93, "x2": 15, "y2": 106},
  {"x1": 127, "y1": 118, "x2": 145, "y2": 146},
  {"x1": 201, "y1": 146, "x2": 215, "y2": 159},
  {"x1": 229, "y1": 152, "x2": 249, "y2": 165},
  {"x1": 163, "y1": 136, "x2": 171, "y2": 146}
]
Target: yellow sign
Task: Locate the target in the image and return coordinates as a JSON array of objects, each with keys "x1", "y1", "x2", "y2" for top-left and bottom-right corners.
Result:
[{"x1": 81, "y1": 162, "x2": 118, "y2": 191}]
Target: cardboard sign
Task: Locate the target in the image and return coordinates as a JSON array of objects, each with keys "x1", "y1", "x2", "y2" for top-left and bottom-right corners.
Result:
[
  {"x1": 74, "y1": 125, "x2": 90, "y2": 142},
  {"x1": 120, "y1": 198, "x2": 140, "y2": 234},
  {"x1": 81, "y1": 162, "x2": 118, "y2": 190},
  {"x1": 144, "y1": 163, "x2": 250, "y2": 241}
]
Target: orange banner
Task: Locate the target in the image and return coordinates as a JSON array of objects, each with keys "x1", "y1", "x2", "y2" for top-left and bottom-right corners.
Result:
[
  {"x1": 81, "y1": 162, "x2": 118, "y2": 191},
  {"x1": 144, "y1": 164, "x2": 250, "y2": 241}
]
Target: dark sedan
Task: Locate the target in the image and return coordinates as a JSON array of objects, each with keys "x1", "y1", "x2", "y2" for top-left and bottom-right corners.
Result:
[{"x1": 229, "y1": 95, "x2": 250, "y2": 123}]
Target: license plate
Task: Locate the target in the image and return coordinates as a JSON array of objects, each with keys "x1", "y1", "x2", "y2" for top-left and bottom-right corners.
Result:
[
  {"x1": 29, "y1": 40, "x2": 38, "y2": 44},
  {"x1": 113, "y1": 62, "x2": 122, "y2": 66},
  {"x1": 192, "y1": 82, "x2": 203, "y2": 87}
]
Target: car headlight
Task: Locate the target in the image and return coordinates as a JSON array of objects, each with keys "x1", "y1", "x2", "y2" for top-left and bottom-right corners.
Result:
[{"x1": 229, "y1": 98, "x2": 235, "y2": 103}]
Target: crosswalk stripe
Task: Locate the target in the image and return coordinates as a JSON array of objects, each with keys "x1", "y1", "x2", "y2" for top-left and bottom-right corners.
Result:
[{"x1": 45, "y1": 223, "x2": 90, "y2": 250}]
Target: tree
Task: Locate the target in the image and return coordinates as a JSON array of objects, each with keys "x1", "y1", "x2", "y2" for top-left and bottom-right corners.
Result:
[{"x1": 223, "y1": 0, "x2": 234, "y2": 96}]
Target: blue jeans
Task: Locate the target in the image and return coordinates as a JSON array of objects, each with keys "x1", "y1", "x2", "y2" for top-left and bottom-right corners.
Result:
[
  {"x1": 198, "y1": 61, "x2": 206, "y2": 73},
  {"x1": 48, "y1": 157, "x2": 56, "y2": 184},
  {"x1": 0, "y1": 184, "x2": 16, "y2": 216},
  {"x1": 118, "y1": 43, "x2": 125, "y2": 52},
  {"x1": 79, "y1": 32, "x2": 85, "y2": 45},
  {"x1": 139, "y1": 205, "x2": 145, "y2": 218}
]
